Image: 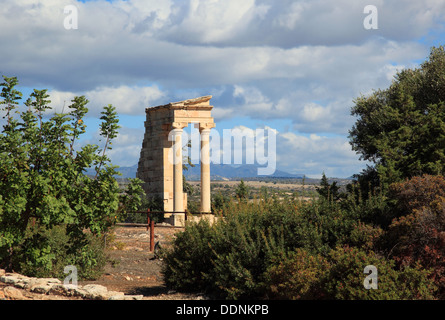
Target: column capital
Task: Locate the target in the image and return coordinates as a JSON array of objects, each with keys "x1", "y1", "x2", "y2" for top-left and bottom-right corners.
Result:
[
  {"x1": 172, "y1": 121, "x2": 188, "y2": 130},
  {"x1": 199, "y1": 122, "x2": 215, "y2": 132}
]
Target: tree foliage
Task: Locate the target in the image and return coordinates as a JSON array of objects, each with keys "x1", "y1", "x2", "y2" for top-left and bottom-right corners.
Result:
[
  {"x1": 235, "y1": 179, "x2": 249, "y2": 200},
  {"x1": 316, "y1": 172, "x2": 340, "y2": 201},
  {"x1": 349, "y1": 46, "x2": 445, "y2": 186},
  {"x1": 0, "y1": 76, "x2": 144, "y2": 277},
  {"x1": 384, "y1": 175, "x2": 445, "y2": 298}
]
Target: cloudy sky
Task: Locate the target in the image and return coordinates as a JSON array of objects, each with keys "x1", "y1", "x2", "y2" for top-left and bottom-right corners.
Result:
[{"x1": 1, "y1": 0, "x2": 445, "y2": 178}]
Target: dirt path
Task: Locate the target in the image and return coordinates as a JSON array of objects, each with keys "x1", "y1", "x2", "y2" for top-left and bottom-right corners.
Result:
[{"x1": 79, "y1": 225, "x2": 205, "y2": 300}]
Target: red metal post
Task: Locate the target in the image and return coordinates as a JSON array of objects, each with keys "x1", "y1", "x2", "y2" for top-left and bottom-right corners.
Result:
[
  {"x1": 146, "y1": 208, "x2": 150, "y2": 231},
  {"x1": 147, "y1": 208, "x2": 155, "y2": 252},
  {"x1": 150, "y1": 217, "x2": 155, "y2": 252}
]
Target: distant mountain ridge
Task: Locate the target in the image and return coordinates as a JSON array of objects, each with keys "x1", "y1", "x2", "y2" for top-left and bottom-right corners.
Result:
[
  {"x1": 108, "y1": 163, "x2": 304, "y2": 180},
  {"x1": 183, "y1": 163, "x2": 305, "y2": 180}
]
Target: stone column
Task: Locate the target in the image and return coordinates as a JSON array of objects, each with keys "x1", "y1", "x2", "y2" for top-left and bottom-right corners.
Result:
[
  {"x1": 171, "y1": 126, "x2": 184, "y2": 213},
  {"x1": 200, "y1": 126, "x2": 211, "y2": 213}
]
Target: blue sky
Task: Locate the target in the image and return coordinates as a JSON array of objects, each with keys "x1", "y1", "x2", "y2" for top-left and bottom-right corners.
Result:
[{"x1": 1, "y1": 0, "x2": 445, "y2": 178}]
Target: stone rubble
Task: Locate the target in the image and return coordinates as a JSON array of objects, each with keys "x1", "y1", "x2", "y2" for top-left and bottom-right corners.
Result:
[{"x1": 0, "y1": 268, "x2": 143, "y2": 300}]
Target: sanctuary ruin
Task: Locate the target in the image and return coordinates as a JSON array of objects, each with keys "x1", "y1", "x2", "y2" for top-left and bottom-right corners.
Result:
[{"x1": 137, "y1": 96, "x2": 215, "y2": 226}]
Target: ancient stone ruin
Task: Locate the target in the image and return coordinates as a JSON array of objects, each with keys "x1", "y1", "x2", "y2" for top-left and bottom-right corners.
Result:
[{"x1": 137, "y1": 96, "x2": 215, "y2": 226}]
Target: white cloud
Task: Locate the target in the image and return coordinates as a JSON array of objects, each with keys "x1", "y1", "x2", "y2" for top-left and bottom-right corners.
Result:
[
  {"x1": 301, "y1": 103, "x2": 326, "y2": 122},
  {"x1": 274, "y1": 2, "x2": 306, "y2": 30},
  {"x1": 81, "y1": 125, "x2": 144, "y2": 167},
  {"x1": 157, "y1": 0, "x2": 445, "y2": 47},
  {"x1": 49, "y1": 84, "x2": 165, "y2": 116},
  {"x1": 106, "y1": 127, "x2": 145, "y2": 166},
  {"x1": 170, "y1": 0, "x2": 256, "y2": 43},
  {"x1": 84, "y1": 85, "x2": 165, "y2": 115},
  {"x1": 209, "y1": 39, "x2": 425, "y2": 134},
  {"x1": 0, "y1": 0, "x2": 441, "y2": 177},
  {"x1": 277, "y1": 131, "x2": 366, "y2": 178}
]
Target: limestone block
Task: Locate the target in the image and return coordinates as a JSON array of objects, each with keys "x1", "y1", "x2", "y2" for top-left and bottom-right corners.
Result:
[
  {"x1": 188, "y1": 214, "x2": 219, "y2": 226},
  {"x1": 3, "y1": 286, "x2": 26, "y2": 300},
  {"x1": 0, "y1": 274, "x2": 22, "y2": 285},
  {"x1": 82, "y1": 284, "x2": 110, "y2": 300},
  {"x1": 166, "y1": 213, "x2": 185, "y2": 227}
]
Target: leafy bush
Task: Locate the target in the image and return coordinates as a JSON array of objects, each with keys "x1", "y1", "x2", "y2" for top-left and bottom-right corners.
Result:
[
  {"x1": 265, "y1": 248, "x2": 330, "y2": 300},
  {"x1": 347, "y1": 221, "x2": 383, "y2": 251},
  {"x1": 265, "y1": 246, "x2": 436, "y2": 300},
  {"x1": 163, "y1": 198, "x2": 324, "y2": 299},
  {"x1": 162, "y1": 219, "x2": 215, "y2": 293},
  {"x1": 164, "y1": 197, "x2": 368, "y2": 299},
  {"x1": 389, "y1": 174, "x2": 445, "y2": 216},
  {"x1": 0, "y1": 76, "x2": 143, "y2": 278},
  {"x1": 162, "y1": 187, "x2": 440, "y2": 300},
  {"x1": 384, "y1": 175, "x2": 445, "y2": 297},
  {"x1": 12, "y1": 225, "x2": 106, "y2": 280},
  {"x1": 323, "y1": 246, "x2": 436, "y2": 300}
]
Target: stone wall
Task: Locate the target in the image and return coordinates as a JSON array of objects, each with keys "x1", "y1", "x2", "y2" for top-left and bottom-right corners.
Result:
[
  {"x1": 137, "y1": 106, "x2": 176, "y2": 212},
  {"x1": 0, "y1": 269, "x2": 142, "y2": 300}
]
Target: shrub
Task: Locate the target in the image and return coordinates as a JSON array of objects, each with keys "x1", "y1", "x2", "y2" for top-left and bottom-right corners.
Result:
[
  {"x1": 323, "y1": 246, "x2": 436, "y2": 300},
  {"x1": 389, "y1": 174, "x2": 445, "y2": 216},
  {"x1": 162, "y1": 183, "x2": 439, "y2": 300},
  {"x1": 347, "y1": 221, "x2": 384, "y2": 251},
  {"x1": 385, "y1": 175, "x2": 445, "y2": 297},
  {"x1": 263, "y1": 245, "x2": 436, "y2": 300},
  {"x1": 162, "y1": 219, "x2": 215, "y2": 293},
  {"x1": 12, "y1": 224, "x2": 106, "y2": 280},
  {"x1": 163, "y1": 198, "x2": 324, "y2": 299},
  {"x1": 235, "y1": 179, "x2": 249, "y2": 200},
  {"x1": 265, "y1": 248, "x2": 330, "y2": 299}
]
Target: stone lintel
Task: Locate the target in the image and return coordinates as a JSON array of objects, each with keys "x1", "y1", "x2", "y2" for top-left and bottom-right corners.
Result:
[{"x1": 145, "y1": 96, "x2": 213, "y2": 113}]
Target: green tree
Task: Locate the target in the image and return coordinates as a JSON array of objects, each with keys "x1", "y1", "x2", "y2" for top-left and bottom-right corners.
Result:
[
  {"x1": 0, "y1": 76, "x2": 144, "y2": 276},
  {"x1": 212, "y1": 192, "x2": 230, "y2": 212},
  {"x1": 235, "y1": 179, "x2": 249, "y2": 200},
  {"x1": 316, "y1": 172, "x2": 340, "y2": 201},
  {"x1": 349, "y1": 46, "x2": 445, "y2": 187}
]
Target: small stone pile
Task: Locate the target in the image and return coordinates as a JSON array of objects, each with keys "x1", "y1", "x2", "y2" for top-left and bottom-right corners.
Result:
[{"x1": 0, "y1": 269, "x2": 143, "y2": 300}]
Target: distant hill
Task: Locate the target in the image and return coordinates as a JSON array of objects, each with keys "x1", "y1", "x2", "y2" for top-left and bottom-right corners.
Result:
[
  {"x1": 115, "y1": 164, "x2": 138, "y2": 178},
  {"x1": 88, "y1": 163, "x2": 353, "y2": 184},
  {"x1": 183, "y1": 163, "x2": 305, "y2": 180},
  {"x1": 84, "y1": 164, "x2": 138, "y2": 179},
  {"x1": 107, "y1": 163, "x2": 304, "y2": 180}
]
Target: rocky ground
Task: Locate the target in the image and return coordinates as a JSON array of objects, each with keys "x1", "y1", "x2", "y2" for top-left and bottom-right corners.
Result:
[{"x1": 0, "y1": 225, "x2": 206, "y2": 300}]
